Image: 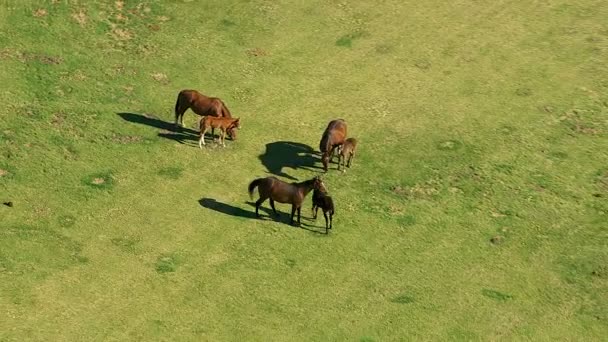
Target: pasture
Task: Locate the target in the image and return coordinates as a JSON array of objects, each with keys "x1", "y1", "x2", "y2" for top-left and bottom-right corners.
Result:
[{"x1": 1, "y1": 0, "x2": 607, "y2": 340}]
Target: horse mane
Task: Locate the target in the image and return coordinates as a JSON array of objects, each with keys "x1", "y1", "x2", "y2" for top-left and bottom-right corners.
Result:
[
  {"x1": 219, "y1": 100, "x2": 233, "y2": 118},
  {"x1": 319, "y1": 130, "x2": 331, "y2": 152}
]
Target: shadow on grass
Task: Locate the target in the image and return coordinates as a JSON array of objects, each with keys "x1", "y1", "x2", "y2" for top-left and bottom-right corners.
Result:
[
  {"x1": 258, "y1": 141, "x2": 323, "y2": 181},
  {"x1": 199, "y1": 198, "x2": 257, "y2": 218},
  {"x1": 198, "y1": 198, "x2": 327, "y2": 234},
  {"x1": 117, "y1": 112, "x2": 201, "y2": 145},
  {"x1": 117, "y1": 112, "x2": 232, "y2": 145},
  {"x1": 244, "y1": 201, "x2": 327, "y2": 234}
]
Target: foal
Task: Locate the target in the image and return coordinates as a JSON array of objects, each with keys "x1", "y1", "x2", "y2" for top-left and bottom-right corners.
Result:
[
  {"x1": 337, "y1": 138, "x2": 358, "y2": 172},
  {"x1": 312, "y1": 188, "x2": 335, "y2": 234},
  {"x1": 199, "y1": 117, "x2": 240, "y2": 148},
  {"x1": 248, "y1": 176, "x2": 325, "y2": 226}
]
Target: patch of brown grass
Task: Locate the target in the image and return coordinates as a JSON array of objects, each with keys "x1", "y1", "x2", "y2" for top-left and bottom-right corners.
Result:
[
  {"x1": 246, "y1": 48, "x2": 268, "y2": 57},
  {"x1": 92, "y1": 178, "x2": 105, "y2": 185},
  {"x1": 72, "y1": 9, "x2": 87, "y2": 26},
  {"x1": 151, "y1": 73, "x2": 169, "y2": 84},
  {"x1": 111, "y1": 28, "x2": 133, "y2": 41},
  {"x1": 0, "y1": 169, "x2": 9, "y2": 177}
]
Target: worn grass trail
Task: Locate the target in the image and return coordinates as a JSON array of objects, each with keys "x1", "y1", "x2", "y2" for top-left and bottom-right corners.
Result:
[{"x1": 1, "y1": 0, "x2": 607, "y2": 340}]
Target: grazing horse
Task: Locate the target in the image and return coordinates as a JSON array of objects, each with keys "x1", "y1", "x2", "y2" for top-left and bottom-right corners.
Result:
[
  {"x1": 312, "y1": 188, "x2": 335, "y2": 234},
  {"x1": 199, "y1": 117, "x2": 241, "y2": 148},
  {"x1": 337, "y1": 137, "x2": 358, "y2": 172},
  {"x1": 174, "y1": 89, "x2": 236, "y2": 140},
  {"x1": 319, "y1": 119, "x2": 347, "y2": 172},
  {"x1": 248, "y1": 176, "x2": 326, "y2": 226}
]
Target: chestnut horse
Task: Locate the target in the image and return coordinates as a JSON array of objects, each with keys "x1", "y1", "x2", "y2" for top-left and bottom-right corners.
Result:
[
  {"x1": 174, "y1": 89, "x2": 236, "y2": 140},
  {"x1": 248, "y1": 176, "x2": 326, "y2": 226},
  {"x1": 199, "y1": 117, "x2": 241, "y2": 148},
  {"x1": 319, "y1": 119, "x2": 347, "y2": 172}
]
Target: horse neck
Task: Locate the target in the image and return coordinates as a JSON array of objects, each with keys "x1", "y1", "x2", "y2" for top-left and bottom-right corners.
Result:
[
  {"x1": 298, "y1": 180, "x2": 316, "y2": 197},
  {"x1": 221, "y1": 102, "x2": 232, "y2": 118},
  {"x1": 320, "y1": 133, "x2": 331, "y2": 152}
]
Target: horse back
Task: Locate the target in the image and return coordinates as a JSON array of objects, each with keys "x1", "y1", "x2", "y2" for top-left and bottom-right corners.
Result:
[{"x1": 320, "y1": 119, "x2": 348, "y2": 152}]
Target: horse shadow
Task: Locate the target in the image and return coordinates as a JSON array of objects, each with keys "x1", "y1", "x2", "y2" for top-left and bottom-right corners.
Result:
[
  {"x1": 244, "y1": 201, "x2": 327, "y2": 234},
  {"x1": 199, "y1": 198, "x2": 258, "y2": 218},
  {"x1": 198, "y1": 198, "x2": 327, "y2": 234},
  {"x1": 258, "y1": 141, "x2": 323, "y2": 181},
  {"x1": 116, "y1": 112, "x2": 199, "y2": 144}
]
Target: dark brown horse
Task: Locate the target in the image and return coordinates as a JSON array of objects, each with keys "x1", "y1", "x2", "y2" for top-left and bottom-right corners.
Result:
[
  {"x1": 174, "y1": 89, "x2": 236, "y2": 140},
  {"x1": 337, "y1": 137, "x2": 358, "y2": 172},
  {"x1": 319, "y1": 119, "x2": 347, "y2": 172},
  {"x1": 312, "y1": 188, "x2": 335, "y2": 234},
  {"x1": 199, "y1": 117, "x2": 241, "y2": 148},
  {"x1": 248, "y1": 176, "x2": 326, "y2": 226}
]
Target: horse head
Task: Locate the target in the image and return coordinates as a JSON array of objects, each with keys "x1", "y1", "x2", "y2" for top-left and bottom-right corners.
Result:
[
  {"x1": 313, "y1": 176, "x2": 327, "y2": 193},
  {"x1": 228, "y1": 118, "x2": 241, "y2": 140}
]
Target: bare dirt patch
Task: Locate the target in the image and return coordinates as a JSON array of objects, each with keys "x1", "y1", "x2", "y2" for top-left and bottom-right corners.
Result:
[
  {"x1": 72, "y1": 10, "x2": 87, "y2": 26},
  {"x1": 33, "y1": 9, "x2": 48, "y2": 18},
  {"x1": 246, "y1": 48, "x2": 268, "y2": 57},
  {"x1": 111, "y1": 27, "x2": 134, "y2": 41},
  {"x1": 151, "y1": 73, "x2": 169, "y2": 84},
  {"x1": 91, "y1": 178, "x2": 105, "y2": 185},
  {"x1": 0, "y1": 169, "x2": 9, "y2": 177}
]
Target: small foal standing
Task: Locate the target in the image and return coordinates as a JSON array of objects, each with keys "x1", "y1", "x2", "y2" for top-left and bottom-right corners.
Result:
[
  {"x1": 337, "y1": 138, "x2": 358, "y2": 172},
  {"x1": 199, "y1": 117, "x2": 241, "y2": 148},
  {"x1": 248, "y1": 176, "x2": 326, "y2": 226},
  {"x1": 312, "y1": 188, "x2": 335, "y2": 234}
]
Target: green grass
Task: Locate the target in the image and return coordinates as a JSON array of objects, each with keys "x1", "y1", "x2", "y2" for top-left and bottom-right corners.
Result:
[{"x1": 1, "y1": 0, "x2": 607, "y2": 340}]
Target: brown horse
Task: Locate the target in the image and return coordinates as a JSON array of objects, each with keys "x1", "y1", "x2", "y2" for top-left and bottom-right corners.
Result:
[
  {"x1": 174, "y1": 89, "x2": 236, "y2": 140},
  {"x1": 312, "y1": 188, "x2": 335, "y2": 234},
  {"x1": 319, "y1": 119, "x2": 347, "y2": 172},
  {"x1": 248, "y1": 176, "x2": 326, "y2": 226},
  {"x1": 199, "y1": 117, "x2": 241, "y2": 148},
  {"x1": 337, "y1": 138, "x2": 358, "y2": 172}
]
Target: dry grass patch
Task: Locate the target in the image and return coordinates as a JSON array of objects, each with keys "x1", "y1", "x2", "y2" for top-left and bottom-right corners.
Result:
[
  {"x1": 71, "y1": 9, "x2": 87, "y2": 26},
  {"x1": 33, "y1": 9, "x2": 47, "y2": 18}
]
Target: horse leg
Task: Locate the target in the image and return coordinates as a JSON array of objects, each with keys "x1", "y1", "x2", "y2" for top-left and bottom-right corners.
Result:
[
  {"x1": 312, "y1": 204, "x2": 318, "y2": 219},
  {"x1": 199, "y1": 127, "x2": 208, "y2": 148},
  {"x1": 347, "y1": 152, "x2": 354, "y2": 168},
  {"x1": 221, "y1": 129, "x2": 226, "y2": 147},
  {"x1": 290, "y1": 205, "x2": 296, "y2": 225},
  {"x1": 329, "y1": 211, "x2": 333, "y2": 229},
  {"x1": 255, "y1": 197, "x2": 268, "y2": 218},
  {"x1": 269, "y1": 199, "x2": 278, "y2": 216},
  {"x1": 323, "y1": 211, "x2": 329, "y2": 234},
  {"x1": 211, "y1": 127, "x2": 216, "y2": 142},
  {"x1": 297, "y1": 207, "x2": 302, "y2": 226}
]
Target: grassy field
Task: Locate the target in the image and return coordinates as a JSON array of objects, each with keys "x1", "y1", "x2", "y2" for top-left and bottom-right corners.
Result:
[{"x1": 1, "y1": 0, "x2": 607, "y2": 340}]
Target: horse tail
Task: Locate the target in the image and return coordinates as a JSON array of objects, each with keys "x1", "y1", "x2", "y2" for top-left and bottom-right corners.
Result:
[
  {"x1": 175, "y1": 91, "x2": 188, "y2": 122},
  {"x1": 319, "y1": 131, "x2": 330, "y2": 153},
  {"x1": 248, "y1": 178, "x2": 263, "y2": 199}
]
